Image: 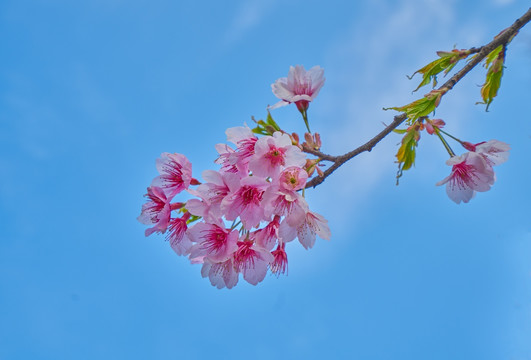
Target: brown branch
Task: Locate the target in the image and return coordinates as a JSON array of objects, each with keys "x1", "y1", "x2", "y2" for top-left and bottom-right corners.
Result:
[
  {"x1": 300, "y1": 145, "x2": 338, "y2": 162},
  {"x1": 305, "y1": 7, "x2": 531, "y2": 189}
]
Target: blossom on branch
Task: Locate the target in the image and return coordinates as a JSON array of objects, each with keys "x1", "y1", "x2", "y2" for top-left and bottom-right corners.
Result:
[
  {"x1": 137, "y1": 186, "x2": 172, "y2": 237},
  {"x1": 151, "y1": 152, "x2": 193, "y2": 199},
  {"x1": 436, "y1": 152, "x2": 495, "y2": 204},
  {"x1": 249, "y1": 132, "x2": 306, "y2": 179},
  {"x1": 138, "y1": 118, "x2": 330, "y2": 288},
  {"x1": 462, "y1": 139, "x2": 510, "y2": 167},
  {"x1": 166, "y1": 212, "x2": 193, "y2": 256},
  {"x1": 269, "y1": 65, "x2": 325, "y2": 113},
  {"x1": 137, "y1": 49, "x2": 520, "y2": 288}
]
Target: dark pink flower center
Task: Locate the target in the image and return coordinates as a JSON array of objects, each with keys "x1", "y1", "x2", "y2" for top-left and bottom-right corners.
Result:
[
  {"x1": 451, "y1": 162, "x2": 478, "y2": 189},
  {"x1": 161, "y1": 160, "x2": 184, "y2": 188},
  {"x1": 293, "y1": 80, "x2": 314, "y2": 96},
  {"x1": 271, "y1": 244, "x2": 288, "y2": 276},
  {"x1": 265, "y1": 145, "x2": 286, "y2": 167},
  {"x1": 201, "y1": 226, "x2": 229, "y2": 254},
  {"x1": 166, "y1": 213, "x2": 190, "y2": 245},
  {"x1": 237, "y1": 138, "x2": 258, "y2": 161},
  {"x1": 240, "y1": 186, "x2": 263, "y2": 206},
  {"x1": 146, "y1": 191, "x2": 166, "y2": 222},
  {"x1": 234, "y1": 241, "x2": 256, "y2": 271}
]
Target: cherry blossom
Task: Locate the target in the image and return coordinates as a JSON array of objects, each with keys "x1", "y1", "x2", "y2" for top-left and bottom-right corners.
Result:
[
  {"x1": 220, "y1": 126, "x2": 258, "y2": 173},
  {"x1": 278, "y1": 166, "x2": 308, "y2": 192},
  {"x1": 188, "y1": 222, "x2": 239, "y2": 262},
  {"x1": 201, "y1": 258, "x2": 239, "y2": 289},
  {"x1": 166, "y1": 212, "x2": 193, "y2": 256},
  {"x1": 248, "y1": 131, "x2": 306, "y2": 179},
  {"x1": 462, "y1": 139, "x2": 510, "y2": 167},
  {"x1": 270, "y1": 65, "x2": 325, "y2": 112},
  {"x1": 436, "y1": 152, "x2": 495, "y2": 204},
  {"x1": 186, "y1": 170, "x2": 237, "y2": 223},
  {"x1": 151, "y1": 152, "x2": 192, "y2": 199},
  {"x1": 254, "y1": 215, "x2": 281, "y2": 251},
  {"x1": 233, "y1": 240, "x2": 274, "y2": 285},
  {"x1": 221, "y1": 176, "x2": 270, "y2": 230},
  {"x1": 262, "y1": 185, "x2": 307, "y2": 225},
  {"x1": 280, "y1": 209, "x2": 331, "y2": 249},
  {"x1": 137, "y1": 186, "x2": 172, "y2": 237},
  {"x1": 270, "y1": 243, "x2": 288, "y2": 276},
  {"x1": 214, "y1": 143, "x2": 238, "y2": 173}
]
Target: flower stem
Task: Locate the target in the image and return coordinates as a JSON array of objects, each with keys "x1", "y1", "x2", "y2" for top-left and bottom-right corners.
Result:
[
  {"x1": 434, "y1": 128, "x2": 456, "y2": 157},
  {"x1": 231, "y1": 220, "x2": 242, "y2": 230},
  {"x1": 301, "y1": 109, "x2": 311, "y2": 133},
  {"x1": 438, "y1": 128, "x2": 464, "y2": 145}
]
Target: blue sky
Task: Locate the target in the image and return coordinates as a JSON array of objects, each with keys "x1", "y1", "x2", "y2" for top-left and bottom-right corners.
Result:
[{"x1": 1, "y1": 0, "x2": 530, "y2": 359}]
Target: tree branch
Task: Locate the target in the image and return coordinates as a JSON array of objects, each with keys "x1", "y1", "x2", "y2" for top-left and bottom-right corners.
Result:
[{"x1": 305, "y1": 7, "x2": 531, "y2": 189}]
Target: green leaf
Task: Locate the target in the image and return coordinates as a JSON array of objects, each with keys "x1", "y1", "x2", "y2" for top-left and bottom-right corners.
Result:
[
  {"x1": 265, "y1": 112, "x2": 281, "y2": 131},
  {"x1": 252, "y1": 112, "x2": 281, "y2": 135},
  {"x1": 393, "y1": 128, "x2": 408, "y2": 134},
  {"x1": 410, "y1": 49, "x2": 471, "y2": 92},
  {"x1": 384, "y1": 89, "x2": 445, "y2": 124},
  {"x1": 395, "y1": 125, "x2": 421, "y2": 183},
  {"x1": 478, "y1": 45, "x2": 505, "y2": 111}
]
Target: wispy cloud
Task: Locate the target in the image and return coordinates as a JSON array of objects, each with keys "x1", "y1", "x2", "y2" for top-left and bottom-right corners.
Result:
[
  {"x1": 308, "y1": 0, "x2": 489, "y2": 223},
  {"x1": 224, "y1": 0, "x2": 276, "y2": 46},
  {"x1": 492, "y1": 0, "x2": 515, "y2": 6}
]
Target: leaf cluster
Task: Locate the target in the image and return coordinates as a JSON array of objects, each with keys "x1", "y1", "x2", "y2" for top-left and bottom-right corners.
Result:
[
  {"x1": 252, "y1": 112, "x2": 281, "y2": 136},
  {"x1": 410, "y1": 49, "x2": 471, "y2": 92},
  {"x1": 478, "y1": 45, "x2": 505, "y2": 111},
  {"x1": 384, "y1": 89, "x2": 445, "y2": 124},
  {"x1": 395, "y1": 123, "x2": 422, "y2": 183}
]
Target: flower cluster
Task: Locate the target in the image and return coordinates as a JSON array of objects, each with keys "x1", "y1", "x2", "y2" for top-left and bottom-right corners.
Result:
[
  {"x1": 138, "y1": 65, "x2": 330, "y2": 289},
  {"x1": 138, "y1": 127, "x2": 330, "y2": 289}
]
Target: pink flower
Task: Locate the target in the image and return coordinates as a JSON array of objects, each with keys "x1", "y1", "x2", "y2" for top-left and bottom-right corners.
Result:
[
  {"x1": 436, "y1": 152, "x2": 495, "y2": 204},
  {"x1": 462, "y1": 139, "x2": 510, "y2": 167},
  {"x1": 188, "y1": 222, "x2": 239, "y2": 262},
  {"x1": 186, "y1": 170, "x2": 238, "y2": 223},
  {"x1": 248, "y1": 132, "x2": 306, "y2": 179},
  {"x1": 166, "y1": 212, "x2": 193, "y2": 256},
  {"x1": 219, "y1": 126, "x2": 258, "y2": 174},
  {"x1": 151, "y1": 153, "x2": 192, "y2": 199},
  {"x1": 262, "y1": 185, "x2": 307, "y2": 225},
  {"x1": 279, "y1": 210, "x2": 331, "y2": 249},
  {"x1": 233, "y1": 241, "x2": 274, "y2": 285},
  {"x1": 279, "y1": 166, "x2": 308, "y2": 192},
  {"x1": 221, "y1": 176, "x2": 270, "y2": 230},
  {"x1": 270, "y1": 243, "x2": 288, "y2": 276},
  {"x1": 270, "y1": 65, "x2": 325, "y2": 112},
  {"x1": 214, "y1": 143, "x2": 238, "y2": 173},
  {"x1": 254, "y1": 215, "x2": 281, "y2": 251},
  {"x1": 137, "y1": 186, "x2": 172, "y2": 237},
  {"x1": 201, "y1": 258, "x2": 239, "y2": 289}
]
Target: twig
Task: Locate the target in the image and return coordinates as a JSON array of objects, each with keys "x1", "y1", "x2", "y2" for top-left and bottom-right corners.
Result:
[{"x1": 305, "y1": 7, "x2": 531, "y2": 189}]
